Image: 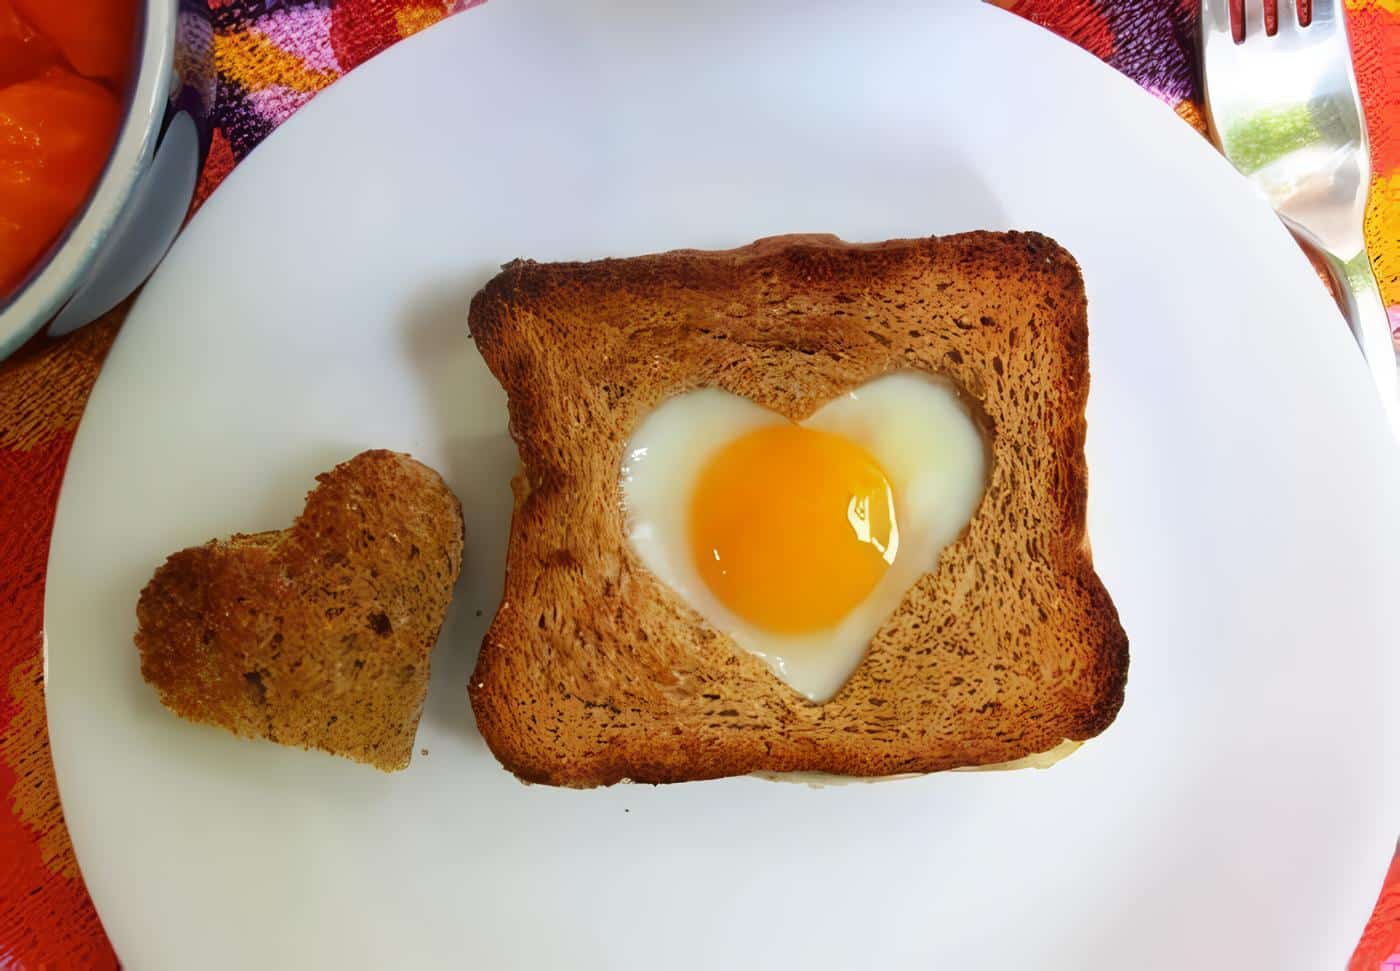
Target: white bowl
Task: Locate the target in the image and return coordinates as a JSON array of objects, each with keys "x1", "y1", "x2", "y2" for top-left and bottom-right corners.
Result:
[{"x1": 0, "y1": 0, "x2": 177, "y2": 358}]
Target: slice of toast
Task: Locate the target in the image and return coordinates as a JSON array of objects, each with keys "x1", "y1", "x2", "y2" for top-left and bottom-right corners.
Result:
[
  {"x1": 136, "y1": 450, "x2": 465, "y2": 771},
  {"x1": 468, "y1": 232, "x2": 1128, "y2": 787}
]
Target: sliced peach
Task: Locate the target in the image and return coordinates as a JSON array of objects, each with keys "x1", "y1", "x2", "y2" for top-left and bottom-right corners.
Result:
[
  {"x1": 12, "y1": 0, "x2": 136, "y2": 84},
  {"x1": 0, "y1": 0, "x2": 59, "y2": 87},
  {"x1": 0, "y1": 68, "x2": 120, "y2": 295}
]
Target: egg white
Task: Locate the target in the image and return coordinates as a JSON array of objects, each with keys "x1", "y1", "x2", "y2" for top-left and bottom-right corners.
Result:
[{"x1": 620, "y1": 372, "x2": 987, "y2": 702}]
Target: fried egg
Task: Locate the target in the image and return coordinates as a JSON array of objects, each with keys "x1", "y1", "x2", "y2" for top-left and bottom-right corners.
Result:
[{"x1": 620, "y1": 371, "x2": 988, "y2": 702}]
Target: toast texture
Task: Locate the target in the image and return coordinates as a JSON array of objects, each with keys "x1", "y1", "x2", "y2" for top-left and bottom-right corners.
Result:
[
  {"x1": 468, "y1": 232, "x2": 1128, "y2": 787},
  {"x1": 136, "y1": 450, "x2": 464, "y2": 771}
]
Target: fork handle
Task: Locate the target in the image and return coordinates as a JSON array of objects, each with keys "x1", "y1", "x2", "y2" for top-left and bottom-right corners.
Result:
[{"x1": 1318, "y1": 247, "x2": 1400, "y2": 439}]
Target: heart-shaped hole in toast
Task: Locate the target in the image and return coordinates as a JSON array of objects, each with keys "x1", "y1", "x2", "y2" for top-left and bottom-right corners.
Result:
[
  {"x1": 135, "y1": 450, "x2": 464, "y2": 771},
  {"x1": 621, "y1": 372, "x2": 987, "y2": 703}
]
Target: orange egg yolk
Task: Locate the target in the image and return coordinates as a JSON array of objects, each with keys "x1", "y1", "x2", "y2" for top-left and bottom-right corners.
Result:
[{"x1": 688, "y1": 424, "x2": 899, "y2": 633}]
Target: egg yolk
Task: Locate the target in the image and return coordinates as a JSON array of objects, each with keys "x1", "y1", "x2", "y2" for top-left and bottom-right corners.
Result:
[{"x1": 689, "y1": 424, "x2": 899, "y2": 633}]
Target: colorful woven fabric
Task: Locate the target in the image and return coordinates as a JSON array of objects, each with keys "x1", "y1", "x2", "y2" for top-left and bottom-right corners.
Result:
[
  {"x1": 1000, "y1": 0, "x2": 1400, "y2": 341},
  {"x1": 0, "y1": 2, "x2": 1396, "y2": 967}
]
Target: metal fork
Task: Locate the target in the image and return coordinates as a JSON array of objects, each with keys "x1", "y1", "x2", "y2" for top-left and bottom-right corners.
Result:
[{"x1": 1201, "y1": 0, "x2": 1400, "y2": 436}]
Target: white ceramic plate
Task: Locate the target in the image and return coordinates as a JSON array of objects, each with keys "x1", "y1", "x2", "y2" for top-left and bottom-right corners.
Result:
[{"x1": 44, "y1": 2, "x2": 1400, "y2": 969}]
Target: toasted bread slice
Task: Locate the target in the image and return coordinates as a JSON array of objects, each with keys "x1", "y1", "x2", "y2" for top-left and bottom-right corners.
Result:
[
  {"x1": 136, "y1": 450, "x2": 464, "y2": 771},
  {"x1": 468, "y1": 232, "x2": 1127, "y2": 787}
]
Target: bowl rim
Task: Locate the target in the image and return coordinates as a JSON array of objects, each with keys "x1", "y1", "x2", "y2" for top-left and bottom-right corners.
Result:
[{"x1": 0, "y1": 0, "x2": 178, "y2": 358}]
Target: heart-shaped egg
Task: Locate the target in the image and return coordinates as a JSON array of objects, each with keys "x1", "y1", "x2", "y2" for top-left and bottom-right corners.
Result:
[{"x1": 621, "y1": 372, "x2": 987, "y2": 702}]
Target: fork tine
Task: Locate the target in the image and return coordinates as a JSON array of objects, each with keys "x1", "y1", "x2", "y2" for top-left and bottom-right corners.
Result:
[{"x1": 1242, "y1": 0, "x2": 1266, "y2": 38}]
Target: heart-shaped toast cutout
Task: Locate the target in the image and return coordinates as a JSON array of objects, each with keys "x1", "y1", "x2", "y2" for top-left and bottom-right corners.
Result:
[
  {"x1": 621, "y1": 372, "x2": 987, "y2": 703},
  {"x1": 136, "y1": 450, "x2": 464, "y2": 771}
]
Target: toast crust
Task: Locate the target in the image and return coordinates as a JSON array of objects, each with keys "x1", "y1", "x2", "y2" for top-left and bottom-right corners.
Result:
[{"x1": 468, "y1": 232, "x2": 1128, "y2": 787}]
